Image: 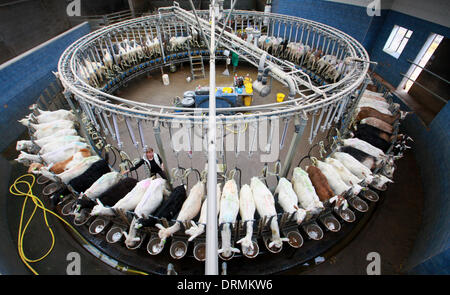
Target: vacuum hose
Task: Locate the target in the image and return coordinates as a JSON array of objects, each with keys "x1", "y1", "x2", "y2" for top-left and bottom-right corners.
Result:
[{"x1": 9, "y1": 174, "x2": 148, "y2": 275}]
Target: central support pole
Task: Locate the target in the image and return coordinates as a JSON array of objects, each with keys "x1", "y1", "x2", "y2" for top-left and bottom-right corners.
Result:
[
  {"x1": 205, "y1": 0, "x2": 218, "y2": 275},
  {"x1": 340, "y1": 74, "x2": 369, "y2": 136},
  {"x1": 280, "y1": 112, "x2": 308, "y2": 178},
  {"x1": 153, "y1": 121, "x2": 173, "y2": 190}
]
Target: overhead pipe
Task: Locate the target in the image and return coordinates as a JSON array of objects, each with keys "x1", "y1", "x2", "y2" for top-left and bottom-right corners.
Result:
[
  {"x1": 253, "y1": 53, "x2": 271, "y2": 97},
  {"x1": 267, "y1": 66, "x2": 297, "y2": 100},
  {"x1": 253, "y1": 53, "x2": 297, "y2": 100}
]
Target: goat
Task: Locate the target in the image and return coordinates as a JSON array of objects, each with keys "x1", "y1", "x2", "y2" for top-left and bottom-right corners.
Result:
[
  {"x1": 250, "y1": 177, "x2": 288, "y2": 249},
  {"x1": 354, "y1": 124, "x2": 391, "y2": 142},
  {"x1": 352, "y1": 125, "x2": 391, "y2": 152},
  {"x1": 275, "y1": 178, "x2": 307, "y2": 224},
  {"x1": 27, "y1": 148, "x2": 91, "y2": 174},
  {"x1": 156, "y1": 181, "x2": 205, "y2": 244},
  {"x1": 185, "y1": 183, "x2": 221, "y2": 242},
  {"x1": 90, "y1": 178, "x2": 153, "y2": 216},
  {"x1": 236, "y1": 184, "x2": 256, "y2": 251},
  {"x1": 15, "y1": 142, "x2": 89, "y2": 166},
  {"x1": 20, "y1": 119, "x2": 75, "y2": 131},
  {"x1": 136, "y1": 184, "x2": 187, "y2": 228},
  {"x1": 33, "y1": 126, "x2": 78, "y2": 141},
  {"x1": 360, "y1": 117, "x2": 394, "y2": 134},
  {"x1": 67, "y1": 159, "x2": 111, "y2": 194},
  {"x1": 356, "y1": 106, "x2": 399, "y2": 125},
  {"x1": 291, "y1": 167, "x2": 324, "y2": 217},
  {"x1": 338, "y1": 146, "x2": 377, "y2": 170},
  {"x1": 125, "y1": 178, "x2": 166, "y2": 248},
  {"x1": 16, "y1": 135, "x2": 85, "y2": 153},
  {"x1": 342, "y1": 138, "x2": 387, "y2": 160},
  {"x1": 38, "y1": 156, "x2": 100, "y2": 183},
  {"x1": 73, "y1": 171, "x2": 123, "y2": 221},
  {"x1": 20, "y1": 109, "x2": 75, "y2": 125},
  {"x1": 306, "y1": 165, "x2": 335, "y2": 203},
  {"x1": 331, "y1": 152, "x2": 374, "y2": 184},
  {"x1": 324, "y1": 158, "x2": 364, "y2": 195},
  {"x1": 168, "y1": 36, "x2": 192, "y2": 51},
  {"x1": 78, "y1": 177, "x2": 138, "y2": 214},
  {"x1": 218, "y1": 179, "x2": 241, "y2": 258}
]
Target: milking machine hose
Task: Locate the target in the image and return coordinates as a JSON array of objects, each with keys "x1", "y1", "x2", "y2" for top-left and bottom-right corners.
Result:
[{"x1": 9, "y1": 174, "x2": 149, "y2": 275}]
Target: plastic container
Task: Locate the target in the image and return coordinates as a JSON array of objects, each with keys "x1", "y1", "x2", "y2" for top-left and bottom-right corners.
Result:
[
  {"x1": 277, "y1": 93, "x2": 286, "y2": 102},
  {"x1": 244, "y1": 96, "x2": 252, "y2": 106},
  {"x1": 222, "y1": 87, "x2": 233, "y2": 94},
  {"x1": 162, "y1": 74, "x2": 169, "y2": 86},
  {"x1": 182, "y1": 91, "x2": 195, "y2": 107},
  {"x1": 170, "y1": 240, "x2": 188, "y2": 259}
]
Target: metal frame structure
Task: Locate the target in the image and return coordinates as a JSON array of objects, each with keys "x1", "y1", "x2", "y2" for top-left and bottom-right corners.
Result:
[
  {"x1": 57, "y1": 2, "x2": 371, "y2": 275},
  {"x1": 57, "y1": 7, "x2": 370, "y2": 126}
]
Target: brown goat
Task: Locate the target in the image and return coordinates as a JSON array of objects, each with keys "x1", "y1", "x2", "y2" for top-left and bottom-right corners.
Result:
[
  {"x1": 356, "y1": 107, "x2": 399, "y2": 125},
  {"x1": 50, "y1": 148, "x2": 91, "y2": 174},
  {"x1": 306, "y1": 165, "x2": 334, "y2": 202},
  {"x1": 366, "y1": 84, "x2": 378, "y2": 92},
  {"x1": 361, "y1": 117, "x2": 394, "y2": 134},
  {"x1": 28, "y1": 163, "x2": 43, "y2": 173}
]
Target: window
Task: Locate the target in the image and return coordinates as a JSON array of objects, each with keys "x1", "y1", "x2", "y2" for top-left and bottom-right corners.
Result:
[
  {"x1": 383, "y1": 25, "x2": 413, "y2": 58},
  {"x1": 403, "y1": 34, "x2": 444, "y2": 92}
]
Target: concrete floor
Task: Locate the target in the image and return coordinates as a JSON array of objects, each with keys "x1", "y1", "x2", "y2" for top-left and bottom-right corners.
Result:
[
  {"x1": 301, "y1": 149, "x2": 424, "y2": 274},
  {"x1": 110, "y1": 62, "x2": 331, "y2": 189},
  {"x1": 117, "y1": 61, "x2": 289, "y2": 106}
]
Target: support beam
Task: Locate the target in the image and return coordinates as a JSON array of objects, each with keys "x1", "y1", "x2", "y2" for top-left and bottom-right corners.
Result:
[
  {"x1": 128, "y1": 0, "x2": 136, "y2": 18},
  {"x1": 205, "y1": 0, "x2": 218, "y2": 276},
  {"x1": 280, "y1": 112, "x2": 308, "y2": 178},
  {"x1": 340, "y1": 75, "x2": 369, "y2": 135},
  {"x1": 156, "y1": 21, "x2": 166, "y2": 61},
  {"x1": 188, "y1": 0, "x2": 212, "y2": 53},
  {"x1": 153, "y1": 121, "x2": 173, "y2": 190},
  {"x1": 63, "y1": 91, "x2": 102, "y2": 157},
  {"x1": 214, "y1": 0, "x2": 237, "y2": 52}
]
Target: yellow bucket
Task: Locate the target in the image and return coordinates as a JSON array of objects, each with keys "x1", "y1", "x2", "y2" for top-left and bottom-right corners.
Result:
[
  {"x1": 244, "y1": 81, "x2": 253, "y2": 93},
  {"x1": 276, "y1": 93, "x2": 286, "y2": 102},
  {"x1": 223, "y1": 87, "x2": 233, "y2": 93},
  {"x1": 244, "y1": 96, "x2": 252, "y2": 106}
]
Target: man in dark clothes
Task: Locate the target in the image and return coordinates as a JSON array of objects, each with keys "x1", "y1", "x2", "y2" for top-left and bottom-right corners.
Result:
[{"x1": 121, "y1": 147, "x2": 167, "y2": 179}]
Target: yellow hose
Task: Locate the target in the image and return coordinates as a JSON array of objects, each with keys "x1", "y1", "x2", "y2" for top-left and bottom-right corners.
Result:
[{"x1": 9, "y1": 174, "x2": 148, "y2": 275}]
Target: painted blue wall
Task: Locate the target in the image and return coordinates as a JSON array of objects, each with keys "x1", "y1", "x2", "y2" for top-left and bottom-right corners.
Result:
[
  {"x1": 370, "y1": 12, "x2": 450, "y2": 272},
  {"x1": 271, "y1": 0, "x2": 389, "y2": 50},
  {"x1": 393, "y1": 96, "x2": 450, "y2": 274},
  {"x1": 370, "y1": 10, "x2": 450, "y2": 87},
  {"x1": 0, "y1": 22, "x2": 90, "y2": 152},
  {"x1": 271, "y1": 1, "x2": 450, "y2": 87}
]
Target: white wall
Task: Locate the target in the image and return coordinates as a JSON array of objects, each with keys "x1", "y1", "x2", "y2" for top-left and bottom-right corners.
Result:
[
  {"x1": 390, "y1": 0, "x2": 450, "y2": 28},
  {"x1": 326, "y1": 0, "x2": 450, "y2": 28},
  {"x1": 325, "y1": 0, "x2": 394, "y2": 9}
]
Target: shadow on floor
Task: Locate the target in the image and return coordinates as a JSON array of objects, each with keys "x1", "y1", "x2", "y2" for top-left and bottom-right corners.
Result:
[{"x1": 301, "y1": 149, "x2": 424, "y2": 275}]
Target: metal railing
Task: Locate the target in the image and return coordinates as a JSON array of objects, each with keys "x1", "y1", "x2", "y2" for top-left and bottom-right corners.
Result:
[
  {"x1": 69, "y1": 10, "x2": 135, "y2": 31},
  {"x1": 58, "y1": 8, "x2": 370, "y2": 126},
  {"x1": 401, "y1": 59, "x2": 449, "y2": 104}
]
